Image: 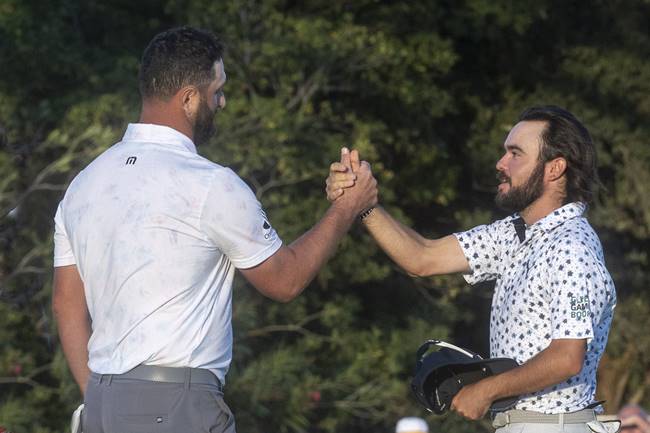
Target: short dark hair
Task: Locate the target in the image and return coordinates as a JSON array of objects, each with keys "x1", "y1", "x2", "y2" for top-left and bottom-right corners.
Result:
[
  {"x1": 139, "y1": 26, "x2": 224, "y2": 100},
  {"x1": 518, "y1": 105, "x2": 599, "y2": 205}
]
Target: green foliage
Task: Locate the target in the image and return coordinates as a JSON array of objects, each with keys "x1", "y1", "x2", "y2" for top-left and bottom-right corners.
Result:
[{"x1": 2, "y1": 0, "x2": 650, "y2": 431}]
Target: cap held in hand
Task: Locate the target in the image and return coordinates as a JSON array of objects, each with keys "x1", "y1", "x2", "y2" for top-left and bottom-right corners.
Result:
[{"x1": 411, "y1": 339, "x2": 519, "y2": 414}]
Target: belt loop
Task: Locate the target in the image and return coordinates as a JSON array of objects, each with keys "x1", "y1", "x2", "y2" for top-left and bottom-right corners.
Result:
[
  {"x1": 559, "y1": 412, "x2": 564, "y2": 431},
  {"x1": 184, "y1": 368, "x2": 191, "y2": 389},
  {"x1": 107, "y1": 374, "x2": 113, "y2": 386},
  {"x1": 96, "y1": 373, "x2": 102, "y2": 385}
]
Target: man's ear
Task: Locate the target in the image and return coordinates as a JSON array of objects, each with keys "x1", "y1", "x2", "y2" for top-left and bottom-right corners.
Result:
[
  {"x1": 180, "y1": 86, "x2": 201, "y2": 121},
  {"x1": 546, "y1": 157, "x2": 567, "y2": 182}
]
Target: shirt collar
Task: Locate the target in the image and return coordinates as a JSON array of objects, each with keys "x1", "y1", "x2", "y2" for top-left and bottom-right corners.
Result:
[
  {"x1": 122, "y1": 123, "x2": 197, "y2": 154},
  {"x1": 513, "y1": 202, "x2": 586, "y2": 242}
]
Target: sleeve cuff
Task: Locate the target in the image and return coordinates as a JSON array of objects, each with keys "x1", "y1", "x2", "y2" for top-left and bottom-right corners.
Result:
[
  {"x1": 53, "y1": 256, "x2": 76, "y2": 267},
  {"x1": 231, "y1": 238, "x2": 283, "y2": 269}
]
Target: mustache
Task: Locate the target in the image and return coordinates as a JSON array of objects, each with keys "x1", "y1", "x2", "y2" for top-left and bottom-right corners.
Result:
[{"x1": 496, "y1": 172, "x2": 510, "y2": 184}]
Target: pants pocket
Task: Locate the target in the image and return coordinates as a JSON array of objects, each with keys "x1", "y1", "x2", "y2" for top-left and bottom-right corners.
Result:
[
  {"x1": 114, "y1": 413, "x2": 172, "y2": 432},
  {"x1": 200, "y1": 391, "x2": 236, "y2": 433},
  {"x1": 111, "y1": 382, "x2": 180, "y2": 433}
]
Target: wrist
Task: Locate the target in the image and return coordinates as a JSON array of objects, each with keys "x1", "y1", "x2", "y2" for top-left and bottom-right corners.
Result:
[
  {"x1": 359, "y1": 206, "x2": 375, "y2": 221},
  {"x1": 360, "y1": 205, "x2": 381, "y2": 226},
  {"x1": 330, "y1": 200, "x2": 359, "y2": 223}
]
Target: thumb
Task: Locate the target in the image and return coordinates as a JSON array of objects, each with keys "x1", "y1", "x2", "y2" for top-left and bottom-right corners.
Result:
[
  {"x1": 350, "y1": 149, "x2": 360, "y2": 173},
  {"x1": 340, "y1": 147, "x2": 351, "y2": 171}
]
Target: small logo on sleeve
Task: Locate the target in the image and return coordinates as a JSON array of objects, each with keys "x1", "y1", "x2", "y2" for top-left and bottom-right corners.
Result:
[
  {"x1": 262, "y1": 219, "x2": 274, "y2": 240},
  {"x1": 260, "y1": 210, "x2": 276, "y2": 241},
  {"x1": 570, "y1": 294, "x2": 590, "y2": 319},
  {"x1": 125, "y1": 156, "x2": 137, "y2": 165}
]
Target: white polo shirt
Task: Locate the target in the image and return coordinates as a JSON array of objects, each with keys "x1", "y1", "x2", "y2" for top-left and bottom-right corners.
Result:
[
  {"x1": 53, "y1": 123, "x2": 282, "y2": 384},
  {"x1": 454, "y1": 202, "x2": 616, "y2": 413}
]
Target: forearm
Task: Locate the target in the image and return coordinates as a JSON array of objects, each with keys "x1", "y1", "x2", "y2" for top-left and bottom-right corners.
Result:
[
  {"x1": 482, "y1": 339, "x2": 585, "y2": 401},
  {"x1": 244, "y1": 202, "x2": 359, "y2": 302},
  {"x1": 281, "y1": 204, "x2": 358, "y2": 297},
  {"x1": 361, "y1": 207, "x2": 469, "y2": 276}
]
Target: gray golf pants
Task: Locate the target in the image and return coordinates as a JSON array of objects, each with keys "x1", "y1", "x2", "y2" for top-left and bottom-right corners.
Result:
[{"x1": 83, "y1": 372, "x2": 236, "y2": 433}]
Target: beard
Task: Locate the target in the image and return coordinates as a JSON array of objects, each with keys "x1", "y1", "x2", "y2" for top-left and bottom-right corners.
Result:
[
  {"x1": 192, "y1": 96, "x2": 216, "y2": 146},
  {"x1": 495, "y1": 161, "x2": 545, "y2": 212}
]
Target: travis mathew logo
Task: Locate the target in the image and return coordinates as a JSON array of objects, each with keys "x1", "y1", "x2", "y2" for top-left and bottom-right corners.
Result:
[{"x1": 125, "y1": 156, "x2": 137, "y2": 165}]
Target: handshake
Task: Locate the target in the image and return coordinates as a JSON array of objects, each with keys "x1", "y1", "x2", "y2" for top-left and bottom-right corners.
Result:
[{"x1": 325, "y1": 147, "x2": 379, "y2": 220}]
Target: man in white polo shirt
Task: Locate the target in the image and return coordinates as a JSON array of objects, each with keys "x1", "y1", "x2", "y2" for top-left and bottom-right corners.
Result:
[
  {"x1": 326, "y1": 106, "x2": 617, "y2": 432},
  {"x1": 52, "y1": 27, "x2": 377, "y2": 433}
]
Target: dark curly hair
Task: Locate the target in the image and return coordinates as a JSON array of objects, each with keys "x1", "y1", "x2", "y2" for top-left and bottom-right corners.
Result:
[
  {"x1": 139, "y1": 26, "x2": 224, "y2": 100},
  {"x1": 519, "y1": 105, "x2": 600, "y2": 205}
]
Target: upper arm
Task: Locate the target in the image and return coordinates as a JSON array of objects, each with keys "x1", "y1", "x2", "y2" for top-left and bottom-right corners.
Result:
[
  {"x1": 53, "y1": 202, "x2": 86, "y2": 313},
  {"x1": 201, "y1": 169, "x2": 282, "y2": 268},
  {"x1": 546, "y1": 338, "x2": 587, "y2": 375},
  {"x1": 238, "y1": 246, "x2": 296, "y2": 302},
  {"x1": 52, "y1": 265, "x2": 87, "y2": 313},
  {"x1": 53, "y1": 202, "x2": 76, "y2": 267},
  {"x1": 418, "y1": 234, "x2": 470, "y2": 276}
]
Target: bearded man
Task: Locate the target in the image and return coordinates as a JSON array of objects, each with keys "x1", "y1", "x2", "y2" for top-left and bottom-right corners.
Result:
[
  {"x1": 52, "y1": 26, "x2": 377, "y2": 433},
  {"x1": 326, "y1": 106, "x2": 617, "y2": 433}
]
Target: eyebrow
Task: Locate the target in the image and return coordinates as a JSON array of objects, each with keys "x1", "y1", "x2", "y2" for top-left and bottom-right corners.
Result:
[{"x1": 505, "y1": 143, "x2": 525, "y2": 154}]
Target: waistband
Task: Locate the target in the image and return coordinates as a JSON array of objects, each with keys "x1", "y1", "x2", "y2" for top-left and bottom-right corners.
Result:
[
  {"x1": 91, "y1": 365, "x2": 222, "y2": 391},
  {"x1": 492, "y1": 408, "x2": 596, "y2": 428}
]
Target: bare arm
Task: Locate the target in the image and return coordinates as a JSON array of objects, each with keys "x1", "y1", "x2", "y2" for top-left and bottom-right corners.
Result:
[
  {"x1": 52, "y1": 265, "x2": 91, "y2": 395},
  {"x1": 325, "y1": 153, "x2": 469, "y2": 277},
  {"x1": 451, "y1": 338, "x2": 587, "y2": 419},
  {"x1": 361, "y1": 207, "x2": 469, "y2": 276},
  {"x1": 240, "y1": 161, "x2": 377, "y2": 302}
]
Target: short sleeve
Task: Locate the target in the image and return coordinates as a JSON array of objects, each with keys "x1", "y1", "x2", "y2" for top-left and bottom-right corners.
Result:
[
  {"x1": 200, "y1": 169, "x2": 282, "y2": 269},
  {"x1": 549, "y1": 243, "x2": 608, "y2": 343},
  {"x1": 53, "y1": 202, "x2": 76, "y2": 267},
  {"x1": 454, "y1": 222, "x2": 503, "y2": 285}
]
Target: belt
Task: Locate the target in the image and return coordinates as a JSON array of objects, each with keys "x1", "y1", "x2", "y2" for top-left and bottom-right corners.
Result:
[
  {"x1": 492, "y1": 408, "x2": 596, "y2": 428},
  {"x1": 94, "y1": 365, "x2": 222, "y2": 391}
]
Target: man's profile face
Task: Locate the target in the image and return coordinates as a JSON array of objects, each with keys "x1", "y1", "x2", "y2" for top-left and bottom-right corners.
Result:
[
  {"x1": 494, "y1": 121, "x2": 547, "y2": 212},
  {"x1": 192, "y1": 59, "x2": 227, "y2": 146}
]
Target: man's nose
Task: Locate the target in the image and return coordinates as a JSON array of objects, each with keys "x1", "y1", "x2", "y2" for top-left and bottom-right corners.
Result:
[{"x1": 495, "y1": 154, "x2": 508, "y2": 172}]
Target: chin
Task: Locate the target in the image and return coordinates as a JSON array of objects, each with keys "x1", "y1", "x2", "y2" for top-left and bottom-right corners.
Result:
[{"x1": 497, "y1": 183, "x2": 510, "y2": 194}]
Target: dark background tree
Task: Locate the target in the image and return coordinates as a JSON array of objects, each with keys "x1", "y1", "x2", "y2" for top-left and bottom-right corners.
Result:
[{"x1": 1, "y1": 1, "x2": 648, "y2": 431}]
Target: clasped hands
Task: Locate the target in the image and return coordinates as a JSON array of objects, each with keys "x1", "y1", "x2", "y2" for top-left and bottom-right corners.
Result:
[{"x1": 325, "y1": 147, "x2": 378, "y2": 217}]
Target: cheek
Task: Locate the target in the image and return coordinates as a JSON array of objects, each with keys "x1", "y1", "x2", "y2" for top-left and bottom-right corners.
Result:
[{"x1": 512, "y1": 162, "x2": 537, "y2": 184}]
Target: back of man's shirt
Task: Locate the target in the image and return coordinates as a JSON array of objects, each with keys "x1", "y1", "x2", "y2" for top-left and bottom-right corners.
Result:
[{"x1": 53, "y1": 124, "x2": 282, "y2": 383}]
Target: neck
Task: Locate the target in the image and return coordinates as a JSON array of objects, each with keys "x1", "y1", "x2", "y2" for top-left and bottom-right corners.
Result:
[
  {"x1": 519, "y1": 191, "x2": 565, "y2": 225},
  {"x1": 139, "y1": 99, "x2": 194, "y2": 142}
]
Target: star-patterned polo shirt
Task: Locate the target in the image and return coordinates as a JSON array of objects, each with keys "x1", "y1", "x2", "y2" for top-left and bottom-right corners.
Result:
[{"x1": 454, "y1": 202, "x2": 616, "y2": 414}]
